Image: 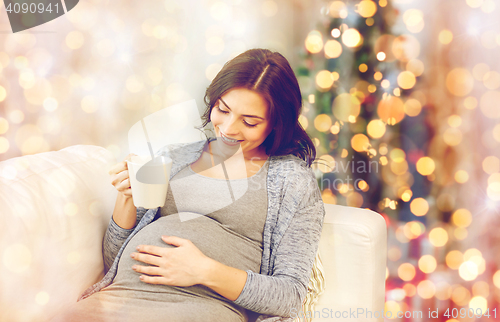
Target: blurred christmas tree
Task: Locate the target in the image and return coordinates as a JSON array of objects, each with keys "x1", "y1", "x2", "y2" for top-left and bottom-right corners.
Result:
[{"x1": 296, "y1": 0, "x2": 430, "y2": 225}]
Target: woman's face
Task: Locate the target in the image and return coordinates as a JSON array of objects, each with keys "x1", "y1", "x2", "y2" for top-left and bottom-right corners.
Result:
[{"x1": 210, "y1": 87, "x2": 272, "y2": 159}]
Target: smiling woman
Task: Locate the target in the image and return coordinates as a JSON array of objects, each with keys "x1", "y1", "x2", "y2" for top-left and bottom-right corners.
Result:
[{"x1": 51, "y1": 49, "x2": 325, "y2": 322}]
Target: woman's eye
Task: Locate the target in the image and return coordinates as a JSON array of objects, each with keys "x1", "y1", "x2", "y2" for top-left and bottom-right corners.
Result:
[
  {"x1": 216, "y1": 106, "x2": 229, "y2": 114},
  {"x1": 244, "y1": 121, "x2": 257, "y2": 127}
]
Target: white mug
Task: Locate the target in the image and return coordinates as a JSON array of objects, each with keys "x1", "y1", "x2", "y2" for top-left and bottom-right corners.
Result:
[{"x1": 126, "y1": 155, "x2": 173, "y2": 209}]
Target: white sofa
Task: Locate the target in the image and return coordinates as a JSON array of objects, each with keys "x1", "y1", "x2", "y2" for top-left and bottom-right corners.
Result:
[{"x1": 0, "y1": 145, "x2": 387, "y2": 322}]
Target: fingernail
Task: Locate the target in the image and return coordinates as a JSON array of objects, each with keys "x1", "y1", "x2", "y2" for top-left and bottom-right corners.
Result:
[
  {"x1": 130, "y1": 253, "x2": 135, "y2": 258},
  {"x1": 136, "y1": 246, "x2": 141, "y2": 251},
  {"x1": 132, "y1": 265, "x2": 137, "y2": 270}
]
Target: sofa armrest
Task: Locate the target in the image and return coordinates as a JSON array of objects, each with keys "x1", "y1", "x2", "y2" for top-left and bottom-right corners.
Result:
[
  {"x1": 312, "y1": 204, "x2": 387, "y2": 322},
  {"x1": 0, "y1": 145, "x2": 117, "y2": 322}
]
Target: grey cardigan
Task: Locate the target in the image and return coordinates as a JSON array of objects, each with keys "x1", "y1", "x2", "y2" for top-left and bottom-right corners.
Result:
[{"x1": 78, "y1": 139, "x2": 325, "y2": 322}]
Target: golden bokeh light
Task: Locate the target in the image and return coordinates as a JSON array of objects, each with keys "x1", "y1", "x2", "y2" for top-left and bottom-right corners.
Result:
[
  {"x1": 435, "y1": 281, "x2": 452, "y2": 301},
  {"x1": 401, "y1": 189, "x2": 413, "y2": 202},
  {"x1": 35, "y1": 291, "x2": 50, "y2": 306},
  {"x1": 446, "y1": 250, "x2": 463, "y2": 270},
  {"x1": 480, "y1": 91, "x2": 500, "y2": 118},
  {"x1": 419, "y1": 255, "x2": 437, "y2": 274},
  {"x1": 493, "y1": 270, "x2": 500, "y2": 289},
  {"x1": 398, "y1": 263, "x2": 416, "y2": 281},
  {"x1": 388, "y1": 246, "x2": 402, "y2": 261},
  {"x1": 452, "y1": 285, "x2": 471, "y2": 306},
  {"x1": 390, "y1": 148, "x2": 406, "y2": 163},
  {"x1": 0, "y1": 117, "x2": 8, "y2": 134},
  {"x1": 298, "y1": 115, "x2": 308, "y2": 130},
  {"x1": 2, "y1": 243, "x2": 32, "y2": 273},
  {"x1": 454, "y1": 170, "x2": 469, "y2": 183},
  {"x1": 332, "y1": 93, "x2": 361, "y2": 122},
  {"x1": 359, "y1": 63, "x2": 368, "y2": 73},
  {"x1": 447, "y1": 115, "x2": 462, "y2": 128},
  {"x1": 381, "y1": 79, "x2": 390, "y2": 88},
  {"x1": 403, "y1": 9, "x2": 424, "y2": 34},
  {"x1": 469, "y1": 296, "x2": 488, "y2": 314},
  {"x1": 357, "y1": 0, "x2": 377, "y2": 18},
  {"x1": 351, "y1": 133, "x2": 370, "y2": 152},
  {"x1": 472, "y1": 63, "x2": 490, "y2": 81},
  {"x1": 410, "y1": 197, "x2": 429, "y2": 216},
  {"x1": 342, "y1": 29, "x2": 363, "y2": 48},
  {"x1": 64, "y1": 202, "x2": 79, "y2": 216},
  {"x1": 322, "y1": 189, "x2": 337, "y2": 204},
  {"x1": 305, "y1": 30, "x2": 323, "y2": 54},
  {"x1": 324, "y1": 40, "x2": 342, "y2": 58},
  {"x1": 454, "y1": 228, "x2": 468, "y2": 240},
  {"x1": 443, "y1": 128, "x2": 462, "y2": 146},
  {"x1": 466, "y1": 0, "x2": 483, "y2": 8},
  {"x1": 459, "y1": 261, "x2": 478, "y2": 281},
  {"x1": 81, "y1": 95, "x2": 98, "y2": 113},
  {"x1": 384, "y1": 301, "x2": 401, "y2": 318},
  {"x1": 357, "y1": 180, "x2": 369, "y2": 192},
  {"x1": 346, "y1": 191, "x2": 364, "y2": 207},
  {"x1": 406, "y1": 59, "x2": 424, "y2": 76},
  {"x1": 314, "y1": 114, "x2": 332, "y2": 132},
  {"x1": 331, "y1": 28, "x2": 341, "y2": 38},
  {"x1": 377, "y1": 96, "x2": 405, "y2": 125},
  {"x1": 397, "y1": 71, "x2": 417, "y2": 89},
  {"x1": 472, "y1": 281, "x2": 489, "y2": 297},
  {"x1": 403, "y1": 283, "x2": 416, "y2": 297},
  {"x1": 464, "y1": 96, "x2": 478, "y2": 109},
  {"x1": 429, "y1": 227, "x2": 448, "y2": 247},
  {"x1": 482, "y1": 155, "x2": 500, "y2": 174},
  {"x1": 316, "y1": 154, "x2": 335, "y2": 173},
  {"x1": 262, "y1": 0, "x2": 278, "y2": 17},
  {"x1": 416, "y1": 156, "x2": 435, "y2": 175},
  {"x1": 0, "y1": 137, "x2": 9, "y2": 154},
  {"x1": 315, "y1": 70, "x2": 334, "y2": 90},
  {"x1": 329, "y1": 1, "x2": 348, "y2": 18},
  {"x1": 65, "y1": 31, "x2": 85, "y2": 50},
  {"x1": 367, "y1": 119, "x2": 386, "y2": 139},
  {"x1": 452, "y1": 209, "x2": 472, "y2": 228},
  {"x1": 0, "y1": 85, "x2": 6, "y2": 102},
  {"x1": 403, "y1": 221, "x2": 425, "y2": 239},
  {"x1": 483, "y1": 71, "x2": 500, "y2": 90},
  {"x1": 404, "y1": 98, "x2": 422, "y2": 117},
  {"x1": 417, "y1": 280, "x2": 436, "y2": 299},
  {"x1": 446, "y1": 68, "x2": 474, "y2": 97},
  {"x1": 376, "y1": 51, "x2": 386, "y2": 61},
  {"x1": 439, "y1": 29, "x2": 453, "y2": 44},
  {"x1": 392, "y1": 34, "x2": 420, "y2": 62}
]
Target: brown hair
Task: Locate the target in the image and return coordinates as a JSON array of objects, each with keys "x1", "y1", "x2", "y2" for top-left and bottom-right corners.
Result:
[{"x1": 200, "y1": 48, "x2": 316, "y2": 166}]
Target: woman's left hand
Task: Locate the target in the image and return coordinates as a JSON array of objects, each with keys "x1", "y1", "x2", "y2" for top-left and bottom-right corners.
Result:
[{"x1": 130, "y1": 235, "x2": 212, "y2": 287}]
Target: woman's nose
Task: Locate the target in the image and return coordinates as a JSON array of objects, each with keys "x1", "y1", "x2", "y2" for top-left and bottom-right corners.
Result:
[{"x1": 222, "y1": 116, "x2": 239, "y2": 135}]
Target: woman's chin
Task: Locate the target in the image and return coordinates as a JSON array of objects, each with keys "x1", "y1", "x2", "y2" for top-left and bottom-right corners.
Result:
[{"x1": 213, "y1": 138, "x2": 242, "y2": 159}]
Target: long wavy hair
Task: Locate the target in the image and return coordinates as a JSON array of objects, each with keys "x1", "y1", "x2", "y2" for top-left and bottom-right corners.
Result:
[{"x1": 199, "y1": 48, "x2": 316, "y2": 166}]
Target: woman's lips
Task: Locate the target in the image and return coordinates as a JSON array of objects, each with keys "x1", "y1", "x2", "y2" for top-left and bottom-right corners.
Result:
[{"x1": 218, "y1": 130, "x2": 242, "y2": 146}]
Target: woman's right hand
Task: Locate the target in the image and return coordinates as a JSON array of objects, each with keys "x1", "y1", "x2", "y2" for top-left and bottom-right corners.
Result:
[{"x1": 109, "y1": 153, "x2": 136, "y2": 199}]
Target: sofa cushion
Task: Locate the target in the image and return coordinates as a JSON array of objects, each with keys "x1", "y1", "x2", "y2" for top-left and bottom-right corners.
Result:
[{"x1": 0, "y1": 145, "x2": 117, "y2": 322}]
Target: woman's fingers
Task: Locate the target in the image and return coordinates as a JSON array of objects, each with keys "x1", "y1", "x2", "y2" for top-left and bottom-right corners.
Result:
[
  {"x1": 110, "y1": 169, "x2": 129, "y2": 186},
  {"x1": 108, "y1": 161, "x2": 127, "y2": 176}
]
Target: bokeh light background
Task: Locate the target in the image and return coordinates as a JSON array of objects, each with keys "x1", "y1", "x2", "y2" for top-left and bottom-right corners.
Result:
[{"x1": 1, "y1": 0, "x2": 500, "y2": 321}]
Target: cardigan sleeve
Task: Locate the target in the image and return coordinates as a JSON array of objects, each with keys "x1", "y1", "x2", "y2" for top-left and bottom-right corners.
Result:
[
  {"x1": 233, "y1": 168, "x2": 325, "y2": 318},
  {"x1": 102, "y1": 206, "x2": 149, "y2": 273}
]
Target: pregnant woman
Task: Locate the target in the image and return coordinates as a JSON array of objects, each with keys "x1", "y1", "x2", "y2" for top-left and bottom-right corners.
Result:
[{"x1": 52, "y1": 48, "x2": 325, "y2": 322}]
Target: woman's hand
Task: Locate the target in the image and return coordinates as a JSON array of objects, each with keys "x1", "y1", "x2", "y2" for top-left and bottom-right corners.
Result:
[
  {"x1": 130, "y1": 235, "x2": 213, "y2": 287},
  {"x1": 109, "y1": 153, "x2": 136, "y2": 199}
]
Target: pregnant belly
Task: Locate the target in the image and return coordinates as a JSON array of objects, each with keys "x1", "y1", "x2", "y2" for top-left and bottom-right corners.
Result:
[{"x1": 106, "y1": 213, "x2": 262, "y2": 301}]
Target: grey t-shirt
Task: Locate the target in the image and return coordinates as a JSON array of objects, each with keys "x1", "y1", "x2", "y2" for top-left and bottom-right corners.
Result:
[{"x1": 97, "y1": 159, "x2": 269, "y2": 321}]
